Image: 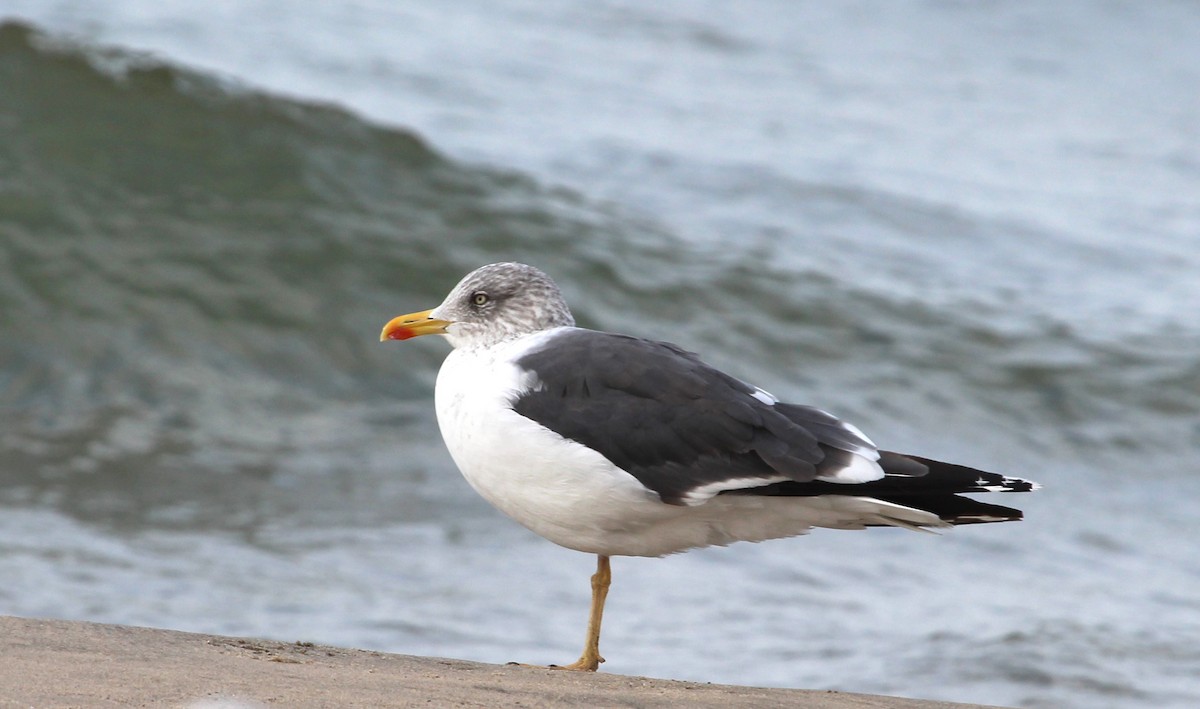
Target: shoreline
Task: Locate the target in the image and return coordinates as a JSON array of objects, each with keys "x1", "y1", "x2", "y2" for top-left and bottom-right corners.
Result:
[{"x1": 0, "y1": 615, "x2": 1006, "y2": 708}]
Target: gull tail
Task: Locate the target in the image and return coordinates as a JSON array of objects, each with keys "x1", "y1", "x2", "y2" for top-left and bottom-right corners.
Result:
[
  {"x1": 863, "y1": 452, "x2": 1039, "y2": 524},
  {"x1": 726, "y1": 451, "x2": 1039, "y2": 526}
]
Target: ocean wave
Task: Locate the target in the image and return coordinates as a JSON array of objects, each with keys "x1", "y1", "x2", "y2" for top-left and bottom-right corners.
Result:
[{"x1": 2, "y1": 20, "x2": 1196, "y2": 537}]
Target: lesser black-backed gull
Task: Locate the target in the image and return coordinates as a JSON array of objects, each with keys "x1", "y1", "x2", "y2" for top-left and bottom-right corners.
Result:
[{"x1": 380, "y1": 262, "x2": 1038, "y2": 672}]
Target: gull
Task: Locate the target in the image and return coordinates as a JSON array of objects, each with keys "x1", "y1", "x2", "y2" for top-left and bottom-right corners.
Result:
[{"x1": 380, "y1": 262, "x2": 1037, "y2": 671}]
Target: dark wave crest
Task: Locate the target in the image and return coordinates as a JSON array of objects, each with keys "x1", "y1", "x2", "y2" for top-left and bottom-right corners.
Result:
[{"x1": 0, "y1": 21, "x2": 671, "y2": 529}]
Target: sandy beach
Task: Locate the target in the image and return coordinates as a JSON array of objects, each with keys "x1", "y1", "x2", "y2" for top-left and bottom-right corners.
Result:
[{"x1": 0, "y1": 615, "x2": 1007, "y2": 708}]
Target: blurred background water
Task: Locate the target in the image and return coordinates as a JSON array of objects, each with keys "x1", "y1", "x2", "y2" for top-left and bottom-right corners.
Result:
[{"x1": 2, "y1": 3, "x2": 1198, "y2": 707}]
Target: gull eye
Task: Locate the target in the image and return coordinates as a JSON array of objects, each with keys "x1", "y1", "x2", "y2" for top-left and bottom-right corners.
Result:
[{"x1": 471, "y1": 292, "x2": 490, "y2": 307}]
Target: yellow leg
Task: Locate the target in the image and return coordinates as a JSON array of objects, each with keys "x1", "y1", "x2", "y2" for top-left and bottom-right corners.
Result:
[{"x1": 550, "y1": 554, "x2": 611, "y2": 671}]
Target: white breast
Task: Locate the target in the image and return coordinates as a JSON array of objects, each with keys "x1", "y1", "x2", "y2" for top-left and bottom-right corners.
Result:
[{"x1": 433, "y1": 330, "x2": 669, "y2": 554}]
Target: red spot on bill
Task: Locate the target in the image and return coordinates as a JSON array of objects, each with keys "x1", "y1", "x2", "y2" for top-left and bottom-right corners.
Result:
[{"x1": 386, "y1": 327, "x2": 417, "y2": 341}]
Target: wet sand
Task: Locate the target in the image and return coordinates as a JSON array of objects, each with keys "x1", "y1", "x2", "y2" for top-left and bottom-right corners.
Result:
[{"x1": 0, "y1": 615, "x2": 1005, "y2": 708}]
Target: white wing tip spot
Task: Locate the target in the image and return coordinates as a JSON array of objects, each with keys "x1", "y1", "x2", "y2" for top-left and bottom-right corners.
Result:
[{"x1": 751, "y1": 388, "x2": 778, "y2": 405}]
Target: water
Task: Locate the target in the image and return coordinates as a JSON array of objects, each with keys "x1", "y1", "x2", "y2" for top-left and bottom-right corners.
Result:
[{"x1": 2, "y1": 4, "x2": 1199, "y2": 707}]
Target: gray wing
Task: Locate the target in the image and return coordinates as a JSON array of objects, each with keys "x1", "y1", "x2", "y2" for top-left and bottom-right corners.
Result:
[{"x1": 510, "y1": 329, "x2": 882, "y2": 505}]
